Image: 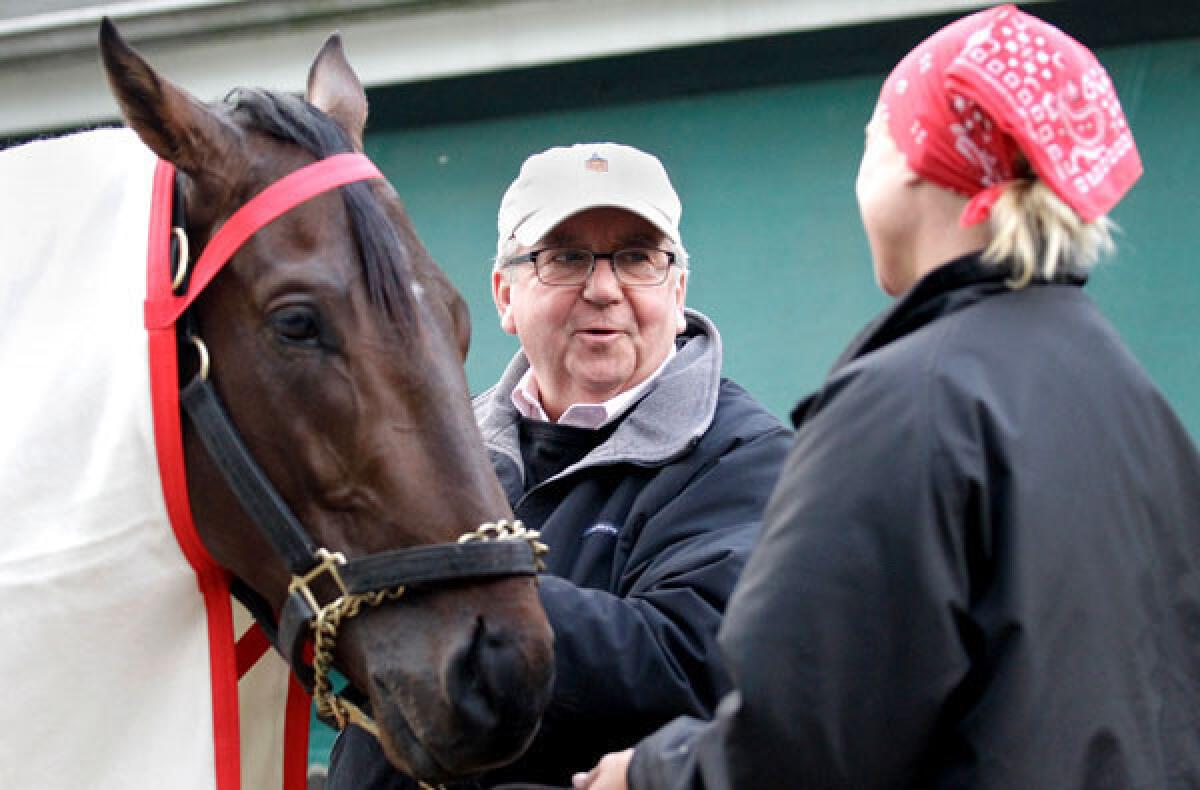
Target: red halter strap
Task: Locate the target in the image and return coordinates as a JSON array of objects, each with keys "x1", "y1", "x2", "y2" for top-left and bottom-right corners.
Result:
[
  {"x1": 144, "y1": 151, "x2": 383, "y2": 331},
  {"x1": 144, "y1": 150, "x2": 382, "y2": 790}
]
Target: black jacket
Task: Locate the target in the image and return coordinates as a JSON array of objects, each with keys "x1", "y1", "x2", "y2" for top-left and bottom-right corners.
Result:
[
  {"x1": 329, "y1": 309, "x2": 792, "y2": 788},
  {"x1": 631, "y1": 254, "x2": 1200, "y2": 789}
]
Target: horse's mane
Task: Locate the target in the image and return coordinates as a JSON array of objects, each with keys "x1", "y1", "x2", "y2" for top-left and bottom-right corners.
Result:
[{"x1": 226, "y1": 87, "x2": 415, "y2": 328}]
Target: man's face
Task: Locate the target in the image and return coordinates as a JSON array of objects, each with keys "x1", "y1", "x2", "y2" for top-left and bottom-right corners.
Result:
[{"x1": 493, "y1": 207, "x2": 687, "y2": 421}]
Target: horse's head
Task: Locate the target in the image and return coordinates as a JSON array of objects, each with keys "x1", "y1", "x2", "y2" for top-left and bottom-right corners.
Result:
[{"x1": 99, "y1": 21, "x2": 553, "y2": 781}]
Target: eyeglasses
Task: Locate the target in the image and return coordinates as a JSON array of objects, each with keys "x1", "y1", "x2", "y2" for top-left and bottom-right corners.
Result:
[{"x1": 505, "y1": 247, "x2": 677, "y2": 287}]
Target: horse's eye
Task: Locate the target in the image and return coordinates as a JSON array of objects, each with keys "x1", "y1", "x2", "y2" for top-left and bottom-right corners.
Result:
[{"x1": 269, "y1": 305, "x2": 322, "y2": 346}]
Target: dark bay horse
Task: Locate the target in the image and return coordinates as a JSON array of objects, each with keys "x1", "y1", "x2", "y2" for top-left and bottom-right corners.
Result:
[{"x1": 0, "y1": 20, "x2": 551, "y2": 788}]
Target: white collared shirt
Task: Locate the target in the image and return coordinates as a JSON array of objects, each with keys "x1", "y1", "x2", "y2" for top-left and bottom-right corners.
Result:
[{"x1": 511, "y1": 346, "x2": 677, "y2": 429}]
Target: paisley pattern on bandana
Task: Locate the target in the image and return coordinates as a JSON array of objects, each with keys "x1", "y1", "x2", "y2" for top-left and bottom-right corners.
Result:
[{"x1": 880, "y1": 4, "x2": 1142, "y2": 225}]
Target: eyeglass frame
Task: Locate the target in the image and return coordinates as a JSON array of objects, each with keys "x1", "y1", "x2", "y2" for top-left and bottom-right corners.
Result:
[{"x1": 503, "y1": 247, "x2": 680, "y2": 287}]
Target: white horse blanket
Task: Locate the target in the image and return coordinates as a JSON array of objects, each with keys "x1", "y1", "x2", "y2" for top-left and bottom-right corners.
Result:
[{"x1": 0, "y1": 128, "x2": 300, "y2": 789}]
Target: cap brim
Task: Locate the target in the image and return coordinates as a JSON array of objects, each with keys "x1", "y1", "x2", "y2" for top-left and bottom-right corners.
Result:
[{"x1": 511, "y1": 196, "x2": 681, "y2": 249}]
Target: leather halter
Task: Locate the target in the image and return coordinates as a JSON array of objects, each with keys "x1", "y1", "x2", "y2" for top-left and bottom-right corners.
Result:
[{"x1": 152, "y1": 153, "x2": 544, "y2": 736}]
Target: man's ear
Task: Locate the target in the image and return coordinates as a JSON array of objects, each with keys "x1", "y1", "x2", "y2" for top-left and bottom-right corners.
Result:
[
  {"x1": 673, "y1": 269, "x2": 689, "y2": 334},
  {"x1": 493, "y1": 269, "x2": 518, "y2": 336}
]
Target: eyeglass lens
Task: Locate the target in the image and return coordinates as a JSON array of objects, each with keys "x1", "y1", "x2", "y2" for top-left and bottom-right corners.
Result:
[{"x1": 534, "y1": 248, "x2": 671, "y2": 285}]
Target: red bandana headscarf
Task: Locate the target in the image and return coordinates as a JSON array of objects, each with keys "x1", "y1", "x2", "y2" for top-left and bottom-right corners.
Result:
[{"x1": 880, "y1": 4, "x2": 1142, "y2": 226}]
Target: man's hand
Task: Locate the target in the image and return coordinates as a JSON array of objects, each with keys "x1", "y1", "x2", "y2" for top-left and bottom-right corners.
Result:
[{"x1": 571, "y1": 748, "x2": 634, "y2": 790}]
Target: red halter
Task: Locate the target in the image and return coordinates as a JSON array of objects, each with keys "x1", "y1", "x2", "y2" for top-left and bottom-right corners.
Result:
[{"x1": 143, "y1": 152, "x2": 383, "y2": 790}]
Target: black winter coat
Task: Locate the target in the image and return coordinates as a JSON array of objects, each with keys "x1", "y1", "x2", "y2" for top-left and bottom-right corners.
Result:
[
  {"x1": 329, "y1": 310, "x2": 792, "y2": 789},
  {"x1": 631, "y1": 254, "x2": 1200, "y2": 789}
]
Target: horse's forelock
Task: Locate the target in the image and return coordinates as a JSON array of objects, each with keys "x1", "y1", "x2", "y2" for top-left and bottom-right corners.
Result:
[{"x1": 224, "y1": 87, "x2": 415, "y2": 329}]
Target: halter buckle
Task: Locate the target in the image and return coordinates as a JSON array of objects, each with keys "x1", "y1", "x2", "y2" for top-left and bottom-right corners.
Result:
[{"x1": 289, "y1": 547, "x2": 349, "y2": 615}]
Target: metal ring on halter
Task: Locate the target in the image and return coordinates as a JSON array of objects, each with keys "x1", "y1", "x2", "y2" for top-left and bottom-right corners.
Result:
[
  {"x1": 170, "y1": 226, "x2": 190, "y2": 292},
  {"x1": 189, "y1": 335, "x2": 211, "y2": 381}
]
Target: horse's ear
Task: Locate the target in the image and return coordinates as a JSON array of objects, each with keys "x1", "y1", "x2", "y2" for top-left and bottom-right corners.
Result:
[
  {"x1": 99, "y1": 17, "x2": 243, "y2": 176},
  {"x1": 417, "y1": 262, "x2": 472, "y2": 361},
  {"x1": 306, "y1": 33, "x2": 368, "y2": 152}
]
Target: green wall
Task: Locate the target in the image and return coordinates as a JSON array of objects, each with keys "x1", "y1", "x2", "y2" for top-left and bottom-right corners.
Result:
[{"x1": 364, "y1": 36, "x2": 1200, "y2": 439}]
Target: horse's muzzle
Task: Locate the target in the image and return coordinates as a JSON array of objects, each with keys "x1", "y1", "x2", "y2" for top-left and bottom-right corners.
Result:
[
  {"x1": 445, "y1": 614, "x2": 554, "y2": 740},
  {"x1": 365, "y1": 592, "x2": 555, "y2": 782}
]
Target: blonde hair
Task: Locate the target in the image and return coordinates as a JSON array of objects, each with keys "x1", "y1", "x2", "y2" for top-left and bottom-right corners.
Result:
[{"x1": 983, "y1": 166, "x2": 1116, "y2": 288}]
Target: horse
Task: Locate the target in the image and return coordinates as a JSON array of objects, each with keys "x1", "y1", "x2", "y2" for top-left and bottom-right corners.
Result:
[{"x1": 0, "y1": 19, "x2": 553, "y2": 790}]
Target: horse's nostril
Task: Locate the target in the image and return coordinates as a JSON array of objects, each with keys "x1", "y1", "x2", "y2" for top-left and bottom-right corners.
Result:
[
  {"x1": 445, "y1": 616, "x2": 493, "y2": 730},
  {"x1": 446, "y1": 615, "x2": 545, "y2": 737}
]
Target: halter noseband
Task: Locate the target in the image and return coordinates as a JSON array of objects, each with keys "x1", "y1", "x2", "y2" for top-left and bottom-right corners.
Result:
[{"x1": 150, "y1": 153, "x2": 545, "y2": 740}]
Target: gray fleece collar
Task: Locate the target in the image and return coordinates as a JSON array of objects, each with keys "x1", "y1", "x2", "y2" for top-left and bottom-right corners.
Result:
[{"x1": 474, "y1": 307, "x2": 723, "y2": 479}]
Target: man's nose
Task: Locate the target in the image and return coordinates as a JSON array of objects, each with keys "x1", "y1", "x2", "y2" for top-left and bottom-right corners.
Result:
[{"x1": 581, "y1": 255, "x2": 622, "y2": 301}]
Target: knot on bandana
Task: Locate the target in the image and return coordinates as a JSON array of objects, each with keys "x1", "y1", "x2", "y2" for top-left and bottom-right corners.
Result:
[
  {"x1": 881, "y1": 4, "x2": 1142, "y2": 225},
  {"x1": 960, "y1": 181, "x2": 1011, "y2": 227}
]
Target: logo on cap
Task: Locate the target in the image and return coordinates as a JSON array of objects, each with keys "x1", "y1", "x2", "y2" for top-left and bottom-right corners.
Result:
[{"x1": 585, "y1": 153, "x2": 609, "y2": 173}]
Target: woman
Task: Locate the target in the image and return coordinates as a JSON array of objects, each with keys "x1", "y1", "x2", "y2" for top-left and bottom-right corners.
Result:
[{"x1": 576, "y1": 5, "x2": 1200, "y2": 788}]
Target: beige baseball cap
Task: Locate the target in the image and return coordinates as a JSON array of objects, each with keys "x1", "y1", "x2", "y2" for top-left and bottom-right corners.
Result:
[{"x1": 497, "y1": 142, "x2": 683, "y2": 255}]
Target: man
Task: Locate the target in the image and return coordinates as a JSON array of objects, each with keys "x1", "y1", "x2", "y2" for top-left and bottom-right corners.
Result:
[{"x1": 327, "y1": 142, "x2": 792, "y2": 788}]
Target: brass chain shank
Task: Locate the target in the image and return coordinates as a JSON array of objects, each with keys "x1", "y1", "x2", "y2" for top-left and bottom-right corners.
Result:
[{"x1": 457, "y1": 519, "x2": 548, "y2": 571}]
